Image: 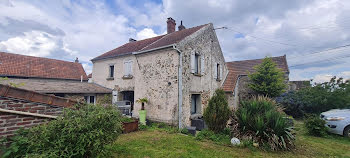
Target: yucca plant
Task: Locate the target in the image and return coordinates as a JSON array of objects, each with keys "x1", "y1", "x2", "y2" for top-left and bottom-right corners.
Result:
[{"x1": 234, "y1": 96, "x2": 295, "y2": 151}]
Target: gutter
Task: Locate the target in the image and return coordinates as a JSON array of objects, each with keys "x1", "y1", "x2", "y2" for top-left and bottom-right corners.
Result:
[{"x1": 172, "y1": 45, "x2": 183, "y2": 129}]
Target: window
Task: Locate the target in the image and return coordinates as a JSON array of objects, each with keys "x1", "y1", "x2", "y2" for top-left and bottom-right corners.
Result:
[
  {"x1": 194, "y1": 54, "x2": 199, "y2": 74},
  {"x1": 216, "y1": 63, "x2": 220, "y2": 80},
  {"x1": 109, "y1": 65, "x2": 114, "y2": 78},
  {"x1": 84, "y1": 95, "x2": 96, "y2": 104},
  {"x1": 191, "y1": 52, "x2": 204, "y2": 75},
  {"x1": 191, "y1": 94, "x2": 201, "y2": 114},
  {"x1": 214, "y1": 63, "x2": 222, "y2": 81},
  {"x1": 124, "y1": 60, "x2": 133, "y2": 76}
]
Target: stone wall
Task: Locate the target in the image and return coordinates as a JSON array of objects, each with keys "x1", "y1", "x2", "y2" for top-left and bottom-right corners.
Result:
[
  {"x1": 176, "y1": 23, "x2": 228, "y2": 127},
  {"x1": 0, "y1": 96, "x2": 63, "y2": 138}
]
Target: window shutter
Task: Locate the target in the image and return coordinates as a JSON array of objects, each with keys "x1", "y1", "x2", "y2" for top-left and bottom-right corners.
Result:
[
  {"x1": 219, "y1": 64, "x2": 223, "y2": 80},
  {"x1": 213, "y1": 63, "x2": 217, "y2": 80},
  {"x1": 191, "y1": 51, "x2": 195, "y2": 73},
  {"x1": 201, "y1": 55, "x2": 205, "y2": 75},
  {"x1": 124, "y1": 61, "x2": 128, "y2": 75},
  {"x1": 129, "y1": 61, "x2": 133, "y2": 75}
]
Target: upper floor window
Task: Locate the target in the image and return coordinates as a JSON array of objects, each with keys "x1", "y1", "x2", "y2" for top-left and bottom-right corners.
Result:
[
  {"x1": 214, "y1": 63, "x2": 222, "y2": 81},
  {"x1": 191, "y1": 51, "x2": 205, "y2": 75},
  {"x1": 124, "y1": 60, "x2": 133, "y2": 77},
  {"x1": 109, "y1": 65, "x2": 114, "y2": 78}
]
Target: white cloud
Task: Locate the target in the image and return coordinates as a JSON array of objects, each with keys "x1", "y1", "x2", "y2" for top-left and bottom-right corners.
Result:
[
  {"x1": 0, "y1": 30, "x2": 58, "y2": 57},
  {"x1": 136, "y1": 28, "x2": 158, "y2": 40},
  {"x1": 313, "y1": 74, "x2": 333, "y2": 83}
]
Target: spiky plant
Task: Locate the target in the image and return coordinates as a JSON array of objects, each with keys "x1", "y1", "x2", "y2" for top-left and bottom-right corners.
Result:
[{"x1": 136, "y1": 98, "x2": 148, "y2": 110}]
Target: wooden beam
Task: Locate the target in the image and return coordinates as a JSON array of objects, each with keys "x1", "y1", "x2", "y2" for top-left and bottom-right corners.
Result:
[{"x1": 0, "y1": 108, "x2": 58, "y2": 119}]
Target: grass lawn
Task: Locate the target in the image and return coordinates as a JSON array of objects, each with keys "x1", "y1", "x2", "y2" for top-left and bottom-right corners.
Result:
[{"x1": 109, "y1": 121, "x2": 350, "y2": 158}]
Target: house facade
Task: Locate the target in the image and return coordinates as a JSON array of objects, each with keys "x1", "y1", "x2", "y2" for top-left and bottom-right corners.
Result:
[
  {"x1": 91, "y1": 18, "x2": 227, "y2": 127},
  {"x1": 0, "y1": 52, "x2": 112, "y2": 104}
]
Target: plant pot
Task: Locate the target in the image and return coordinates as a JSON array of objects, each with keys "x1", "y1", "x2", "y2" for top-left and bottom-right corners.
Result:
[
  {"x1": 122, "y1": 119, "x2": 139, "y2": 133},
  {"x1": 139, "y1": 110, "x2": 147, "y2": 125}
]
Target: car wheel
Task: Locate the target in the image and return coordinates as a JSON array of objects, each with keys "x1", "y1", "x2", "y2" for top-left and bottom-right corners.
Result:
[{"x1": 344, "y1": 125, "x2": 350, "y2": 138}]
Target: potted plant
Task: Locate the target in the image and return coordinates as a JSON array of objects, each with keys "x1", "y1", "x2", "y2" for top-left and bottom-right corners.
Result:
[{"x1": 136, "y1": 97, "x2": 148, "y2": 125}]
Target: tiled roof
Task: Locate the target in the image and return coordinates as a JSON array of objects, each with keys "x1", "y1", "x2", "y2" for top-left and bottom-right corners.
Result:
[
  {"x1": 0, "y1": 52, "x2": 88, "y2": 81},
  {"x1": 87, "y1": 73, "x2": 92, "y2": 78},
  {"x1": 1, "y1": 78, "x2": 111, "y2": 94},
  {"x1": 91, "y1": 24, "x2": 208, "y2": 61},
  {"x1": 222, "y1": 55, "x2": 289, "y2": 92}
]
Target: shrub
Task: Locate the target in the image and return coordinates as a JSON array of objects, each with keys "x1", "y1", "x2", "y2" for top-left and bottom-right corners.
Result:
[
  {"x1": 248, "y1": 57, "x2": 287, "y2": 97},
  {"x1": 2, "y1": 104, "x2": 123, "y2": 158},
  {"x1": 277, "y1": 77, "x2": 350, "y2": 118},
  {"x1": 304, "y1": 115, "x2": 328, "y2": 137},
  {"x1": 203, "y1": 89, "x2": 230, "y2": 133},
  {"x1": 234, "y1": 96, "x2": 295, "y2": 151}
]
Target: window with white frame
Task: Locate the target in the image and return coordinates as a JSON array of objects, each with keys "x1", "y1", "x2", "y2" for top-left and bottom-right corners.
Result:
[
  {"x1": 84, "y1": 95, "x2": 96, "y2": 104},
  {"x1": 191, "y1": 51, "x2": 205, "y2": 75},
  {"x1": 124, "y1": 60, "x2": 133, "y2": 76}
]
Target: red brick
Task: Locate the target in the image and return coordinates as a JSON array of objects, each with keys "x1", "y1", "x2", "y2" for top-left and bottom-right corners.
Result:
[
  {"x1": 23, "y1": 117, "x2": 36, "y2": 121},
  {"x1": 16, "y1": 121, "x2": 32, "y2": 126},
  {"x1": 6, "y1": 127, "x2": 20, "y2": 131},
  {"x1": 8, "y1": 104, "x2": 23, "y2": 108},
  {"x1": 33, "y1": 120, "x2": 46, "y2": 123},
  {"x1": 31, "y1": 107, "x2": 45, "y2": 111},
  {"x1": 0, "y1": 128, "x2": 4, "y2": 132},
  {"x1": 1, "y1": 115, "x2": 17, "y2": 120}
]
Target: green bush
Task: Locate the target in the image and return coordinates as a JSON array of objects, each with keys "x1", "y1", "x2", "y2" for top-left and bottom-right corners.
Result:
[
  {"x1": 235, "y1": 96, "x2": 295, "y2": 151},
  {"x1": 304, "y1": 115, "x2": 328, "y2": 137},
  {"x1": 277, "y1": 77, "x2": 350, "y2": 118},
  {"x1": 203, "y1": 89, "x2": 230, "y2": 133},
  {"x1": 2, "y1": 104, "x2": 123, "y2": 158}
]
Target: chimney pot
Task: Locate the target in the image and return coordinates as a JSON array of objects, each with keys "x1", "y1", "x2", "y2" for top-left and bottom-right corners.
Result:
[
  {"x1": 178, "y1": 20, "x2": 186, "y2": 31},
  {"x1": 129, "y1": 38, "x2": 137, "y2": 42},
  {"x1": 75, "y1": 57, "x2": 79, "y2": 63},
  {"x1": 167, "y1": 17, "x2": 176, "y2": 34}
]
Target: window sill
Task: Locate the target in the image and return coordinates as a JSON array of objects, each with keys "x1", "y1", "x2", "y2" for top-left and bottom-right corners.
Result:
[
  {"x1": 122, "y1": 75, "x2": 133, "y2": 79},
  {"x1": 106, "y1": 77, "x2": 114, "y2": 80},
  {"x1": 193, "y1": 73, "x2": 202, "y2": 77}
]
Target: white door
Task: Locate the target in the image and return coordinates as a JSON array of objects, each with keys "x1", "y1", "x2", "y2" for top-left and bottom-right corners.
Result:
[{"x1": 112, "y1": 90, "x2": 118, "y2": 104}]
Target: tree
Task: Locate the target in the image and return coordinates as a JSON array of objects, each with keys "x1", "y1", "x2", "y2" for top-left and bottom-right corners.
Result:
[
  {"x1": 203, "y1": 89, "x2": 230, "y2": 133},
  {"x1": 248, "y1": 57, "x2": 287, "y2": 97}
]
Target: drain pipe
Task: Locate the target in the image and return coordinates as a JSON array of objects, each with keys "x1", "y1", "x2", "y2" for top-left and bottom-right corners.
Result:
[{"x1": 173, "y1": 45, "x2": 183, "y2": 129}]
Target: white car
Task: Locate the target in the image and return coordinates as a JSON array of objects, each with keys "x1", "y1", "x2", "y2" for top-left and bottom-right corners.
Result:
[{"x1": 321, "y1": 109, "x2": 350, "y2": 137}]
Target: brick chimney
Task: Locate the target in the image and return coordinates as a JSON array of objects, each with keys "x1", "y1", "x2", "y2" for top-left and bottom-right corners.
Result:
[
  {"x1": 167, "y1": 17, "x2": 176, "y2": 34},
  {"x1": 178, "y1": 21, "x2": 185, "y2": 31}
]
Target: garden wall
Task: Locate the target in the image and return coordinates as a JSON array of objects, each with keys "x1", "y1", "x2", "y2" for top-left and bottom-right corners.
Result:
[{"x1": 0, "y1": 84, "x2": 76, "y2": 138}]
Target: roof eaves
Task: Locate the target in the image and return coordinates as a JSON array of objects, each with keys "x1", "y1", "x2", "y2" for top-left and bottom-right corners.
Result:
[{"x1": 91, "y1": 52, "x2": 133, "y2": 62}]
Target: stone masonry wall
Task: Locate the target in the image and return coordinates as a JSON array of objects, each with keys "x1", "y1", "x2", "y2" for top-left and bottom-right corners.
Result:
[{"x1": 0, "y1": 96, "x2": 63, "y2": 138}]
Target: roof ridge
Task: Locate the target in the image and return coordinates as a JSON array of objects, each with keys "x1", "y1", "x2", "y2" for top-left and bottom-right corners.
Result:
[
  {"x1": 139, "y1": 33, "x2": 170, "y2": 51},
  {"x1": 0, "y1": 51, "x2": 79, "y2": 64},
  {"x1": 226, "y1": 55, "x2": 285, "y2": 63}
]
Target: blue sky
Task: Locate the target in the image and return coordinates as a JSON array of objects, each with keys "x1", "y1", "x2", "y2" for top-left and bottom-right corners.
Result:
[{"x1": 0, "y1": 0, "x2": 349, "y2": 83}]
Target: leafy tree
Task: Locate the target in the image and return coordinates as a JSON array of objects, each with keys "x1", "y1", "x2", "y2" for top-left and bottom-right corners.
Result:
[
  {"x1": 248, "y1": 57, "x2": 287, "y2": 97},
  {"x1": 203, "y1": 89, "x2": 230, "y2": 133}
]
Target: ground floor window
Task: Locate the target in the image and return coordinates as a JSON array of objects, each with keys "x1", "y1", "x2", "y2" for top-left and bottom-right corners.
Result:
[
  {"x1": 191, "y1": 94, "x2": 201, "y2": 114},
  {"x1": 84, "y1": 95, "x2": 96, "y2": 104}
]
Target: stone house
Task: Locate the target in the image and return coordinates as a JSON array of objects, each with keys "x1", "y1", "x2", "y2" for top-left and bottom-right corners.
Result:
[
  {"x1": 222, "y1": 55, "x2": 290, "y2": 108},
  {"x1": 91, "y1": 18, "x2": 227, "y2": 128},
  {"x1": 0, "y1": 52, "x2": 111, "y2": 104}
]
